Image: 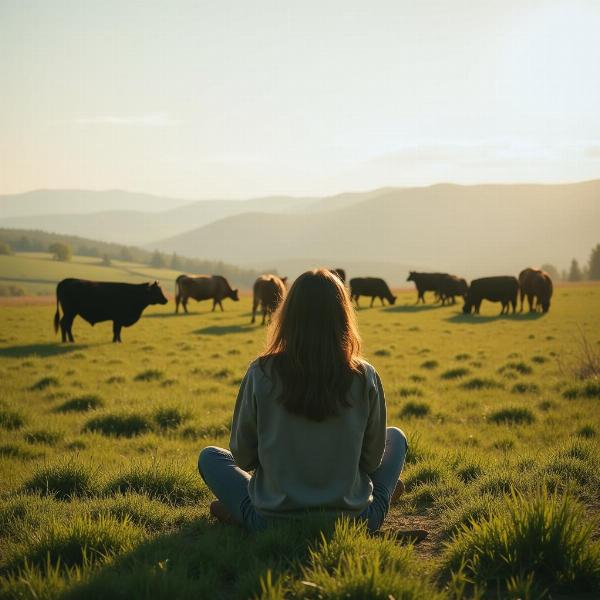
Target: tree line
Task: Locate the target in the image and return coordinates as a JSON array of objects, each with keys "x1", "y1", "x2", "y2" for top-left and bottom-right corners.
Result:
[{"x1": 0, "y1": 229, "x2": 270, "y2": 288}]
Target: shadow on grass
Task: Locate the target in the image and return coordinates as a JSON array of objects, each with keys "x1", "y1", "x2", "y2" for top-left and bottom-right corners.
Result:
[
  {"x1": 383, "y1": 304, "x2": 447, "y2": 313},
  {"x1": 445, "y1": 312, "x2": 546, "y2": 325},
  {"x1": 60, "y1": 516, "x2": 336, "y2": 599},
  {"x1": 0, "y1": 343, "x2": 90, "y2": 358},
  {"x1": 194, "y1": 324, "x2": 256, "y2": 336}
]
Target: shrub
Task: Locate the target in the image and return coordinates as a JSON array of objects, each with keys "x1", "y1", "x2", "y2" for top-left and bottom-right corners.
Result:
[
  {"x1": 461, "y1": 377, "x2": 503, "y2": 390},
  {"x1": 13, "y1": 514, "x2": 142, "y2": 571},
  {"x1": 30, "y1": 376, "x2": 60, "y2": 391},
  {"x1": 106, "y1": 461, "x2": 204, "y2": 505},
  {"x1": 442, "y1": 491, "x2": 600, "y2": 595},
  {"x1": 55, "y1": 394, "x2": 104, "y2": 412},
  {"x1": 577, "y1": 425, "x2": 597, "y2": 438},
  {"x1": 22, "y1": 460, "x2": 100, "y2": 499},
  {"x1": 440, "y1": 367, "x2": 470, "y2": 380},
  {"x1": 0, "y1": 443, "x2": 39, "y2": 460},
  {"x1": 420, "y1": 360, "x2": 438, "y2": 370},
  {"x1": 0, "y1": 407, "x2": 27, "y2": 430},
  {"x1": 134, "y1": 369, "x2": 164, "y2": 382},
  {"x1": 531, "y1": 355, "x2": 548, "y2": 364},
  {"x1": 400, "y1": 401, "x2": 430, "y2": 418},
  {"x1": 84, "y1": 413, "x2": 152, "y2": 437},
  {"x1": 489, "y1": 407, "x2": 535, "y2": 425},
  {"x1": 511, "y1": 382, "x2": 540, "y2": 394}
]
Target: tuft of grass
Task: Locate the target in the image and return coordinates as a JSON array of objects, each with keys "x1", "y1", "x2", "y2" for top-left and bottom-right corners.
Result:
[
  {"x1": 562, "y1": 380, "x2": 600, "y2": 400},
  {"x1": 442, "y1": 491, "x2": 600, "y2": 595},
  {"x1": 84, "y1": 413, "x2": 152, "y2": 437},
  {"x1": 0, "y1": 442, "x2": 40, "y2": 460},
  {"x1": 0, "y1": 406, "x2": 27, "y2": 430},
  {"x1": 106, "y1": 461, "x2": 205, "y2": 505},
  {"x1": 461, "y1": 377, "x2": 503, "y2": 391},
  {"x1": 454, "y1": 353, "x2": 471, "y2": 361},
  {"x1": 489, "y1": 407, "x2": 535, "y2": 425},
  {"x1": 397, "y1": 386, "x2": 424, "y2": 398},
  {"x1": 576, "y1": 424, "x2": 597, "y2": 438},
  {"x1": 24, "y1": 429, "x2": 64, "y2": 446},
  {"x1": 499, "y1": 361, "x2": 533, "y2": 376},
  {"x1": 440, "y1": 367, "x2": 470, "y2": 380},
  {"x1": 420, "y1": 360, "x2": 438, "y2": 370},
  {"x1": 511, "y1": 382, "x2": 540, "y2": 395},
  {"x1": 181, "y1": 421, "x2": 231, "y2": 440},
  {"x1": 408, "y1": 374, "x2": 426, "y2": 383},
  {"x1": 133, "y1": 369, "x2": 164, "y2": 382},
  {"x1": 11, "y1": 514, "x2": 143, "y2": 571},
  {"x1": 30, "y1": 376, "x2": 60, "y2": 391},
  {"x1": 153, "y1": 406, "x2": 190, "y2": 431},
  {"x1": 531, "y1": 355, "x2": 548, "y2": 364},
  {"x1": 22, "y1": 459, "x2": 100, "y2": 499},
  {"x1": 404, "y1": 463, "x2": 444, "y2": 490},
  {"x1": 106, "y1": 375, "x2": 126, "y2": 384},
  {"x1": 55, "y1": 394, "x2": 104, "y2": 412},
  {"x1": 400, "y1": 401, "x2": 430, "y2": 418}
]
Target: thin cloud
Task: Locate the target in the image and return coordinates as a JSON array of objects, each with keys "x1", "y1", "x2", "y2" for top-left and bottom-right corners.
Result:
[{"x1": 74, "y1": 113, "x2": 182, "y2": 127}]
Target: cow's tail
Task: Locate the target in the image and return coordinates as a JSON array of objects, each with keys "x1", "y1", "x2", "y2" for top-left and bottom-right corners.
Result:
[{"x1": 53, "y1": 288, "x2": 61, "y2": 334}]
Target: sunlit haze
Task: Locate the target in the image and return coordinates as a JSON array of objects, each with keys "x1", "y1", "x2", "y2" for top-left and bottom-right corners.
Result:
[{"x1": 1, "y1": 0, "x2": 599, "y2": 199}]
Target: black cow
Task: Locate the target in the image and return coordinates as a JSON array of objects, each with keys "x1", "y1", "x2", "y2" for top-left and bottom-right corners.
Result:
[
  {"x1": 437, "y1": 275, "x2": 469, "y2": 305},
  {"x1": 54, "y1": 279, "x2": 168, "y2": 343},
  {"x1": 463, "y1": 276, "x2": 519, "y2": 315},
  {"x1": 349, "y1": 277, "x2": 396, "y2": 307},
  {"x1": 406, "y1": 272, "x2": 449, "y2": 304}
]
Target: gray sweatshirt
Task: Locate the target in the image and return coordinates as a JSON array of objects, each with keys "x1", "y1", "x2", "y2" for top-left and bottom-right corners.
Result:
[{"x1": 229, "y1": 358, "x2": 387, "y2": 517}]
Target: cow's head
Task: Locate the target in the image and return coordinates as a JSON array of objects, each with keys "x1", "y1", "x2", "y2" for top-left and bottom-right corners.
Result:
[
  {"x1": 148, "y1": 281, "x2": 169, "y2": 305},
  {"x1": 389, "y1": 295, "x2": 397, "y2": 305},
  {"x1": 229, "y1": 288, "x2": 240, "y2": 301},
  {"x1": 458, "y1": 279, "x2": 469, "y2": 296},
  {"x1": 407, "y1": 271, "x2": 415, "y2": 282},
  {"x1": 540, "y1": 297, "x2": 551, "y2": 313},
  {"x1": 462, "y1": 293, "x2": 473, "y2": 314}
]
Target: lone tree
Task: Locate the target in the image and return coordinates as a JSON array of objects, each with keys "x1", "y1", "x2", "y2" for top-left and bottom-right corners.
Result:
[
  {"x1": 49, "y1": 242, "x2": 72, "y2": 262},
  {"x1": 568, "y1": 258, "x2": 583, "y2": 282},
  {"x1": 588, "y1": 243, "x2": 600, "y2": 280},
  {"x1": 0, "y1": 241, "x2": 12, "y2": 255}
]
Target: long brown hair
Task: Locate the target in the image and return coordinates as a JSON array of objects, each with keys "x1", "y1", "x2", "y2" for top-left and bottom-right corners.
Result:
[{"x1": 259, "y1": 268, "x2": 364, "y2": 421}]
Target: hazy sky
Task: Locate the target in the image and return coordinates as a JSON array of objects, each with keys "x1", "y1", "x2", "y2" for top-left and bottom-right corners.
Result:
[{"x1": 1, "y1": 0, "x2": 599, "y2": 199}]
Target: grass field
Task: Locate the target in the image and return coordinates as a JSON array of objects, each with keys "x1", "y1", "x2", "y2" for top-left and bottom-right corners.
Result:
[
  {"x1": 0, "y1": 253, "x2": 186, "y2": 296},
  {"x1": 0, "y1": 285, "x2": 599, "y2": 599}
]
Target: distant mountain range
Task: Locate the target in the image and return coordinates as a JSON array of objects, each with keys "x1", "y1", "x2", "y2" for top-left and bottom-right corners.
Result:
[{"x1": 1, "y1": 181, "x2": 599, "y2": 285}]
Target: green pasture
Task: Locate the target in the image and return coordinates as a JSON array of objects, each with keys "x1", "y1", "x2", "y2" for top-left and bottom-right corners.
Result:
[
  {"x1": 0, "y1": 286, "x2": 599, "y2": 599},
  {"x1": 0, "y1": 253, "x2": 184, "y2": 296}
]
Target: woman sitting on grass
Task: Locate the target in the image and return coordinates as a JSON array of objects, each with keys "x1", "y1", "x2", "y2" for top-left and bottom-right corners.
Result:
[{"x1": 198, "y1": 268, "x2": 409, "y2": 533}]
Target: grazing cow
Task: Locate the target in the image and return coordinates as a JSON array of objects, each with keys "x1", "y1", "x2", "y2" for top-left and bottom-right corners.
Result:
[
  {"x1": 251, "y1": 275, "x2": 287, "y2": 325},
  {"x1": 349, "y1": 277, "x2": 396, "y2": 307},
  {"x1": 463, "y1": 276, "x2": 519, "y2": 315},
  {"x1": 175, "y1": 274, "x2": 239, "y2": 314},
  {"x1": 519, "y1": 268, "x2": 553, "y2": 313},
  {"x1": 330, "y1": 268, "x2": 346, "y2": 284},
  {"x1": 54, "y1": 279, "x2": 168, "y2": 343},
  {"x1": 406, "y1": 272, "x2": 450, "y2": 304},
  {"x1": 437, "y1": 275, "x2": 469, "y2": 305}
]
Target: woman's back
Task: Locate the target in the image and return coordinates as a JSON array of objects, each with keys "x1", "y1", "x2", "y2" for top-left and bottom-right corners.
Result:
[{"x1": 230, "y1": 358, "x2": 386, "y2": 516}]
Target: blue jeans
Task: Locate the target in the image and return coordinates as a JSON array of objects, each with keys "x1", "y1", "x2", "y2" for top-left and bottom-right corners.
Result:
[{"x1": 197, "y1": 426, "x2": 408, "y2": 533}]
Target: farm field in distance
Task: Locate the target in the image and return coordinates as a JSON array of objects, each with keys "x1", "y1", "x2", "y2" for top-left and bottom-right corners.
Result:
[{"x1": 0, "y1": 284, "x2": 599, "y2": 599}]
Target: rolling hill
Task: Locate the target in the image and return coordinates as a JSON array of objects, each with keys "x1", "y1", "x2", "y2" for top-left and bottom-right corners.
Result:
[{"x1": 149, "y1": 181, "x2": 600, "y2": 283}]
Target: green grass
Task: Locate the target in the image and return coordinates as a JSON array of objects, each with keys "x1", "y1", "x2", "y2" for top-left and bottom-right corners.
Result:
[{"x1": 0, "y1": 285, "x2": 599, "y2": 598}]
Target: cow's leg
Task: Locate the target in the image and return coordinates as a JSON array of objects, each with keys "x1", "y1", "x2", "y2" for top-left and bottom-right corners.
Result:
[
  {"x1": 370, "y1": 296, "x2": 375, "y2": 308},
  {"x1": 59, "y1": 317, "x2": 68, "y2": 343},
  {"x1": 512, "y1": 298, "x2": 517, "y2": 313},
  {"x1": 218, "y1": 300, "x2": 224, "y2": 311},
  {"x1": 251, "y1": 297, "x2": 258, "y2": 323},
  {"x1": 519, "y1": 289, "x2": 524, "y2": 312},
  {"x1": 380, "y1": 296, "x2": 385, "y2": 306},
  {"x1": 475, "y1": 301, "x2": 481, "y2": 314},
  {"x1": 112, "y1": 322, "x2": 122, "y2": 343},
  {"x1": 61, "y1": 314, "x2": 75, "y2": 342},
  {"x1": 182, "y1": 297, "x2": 189, "y2": 314},
  {"x1": 353, "y1": 295, "x2": 360, "y2": 308},
  {"x1": 211, "y1": 299, "x2": 217, "y2": 312},
  {"x1": 261, "y1": 304, "x2": 267, "y2": 326},
  {"x1": 175, "y1": 294, "x2": 180, "y2": 314}
]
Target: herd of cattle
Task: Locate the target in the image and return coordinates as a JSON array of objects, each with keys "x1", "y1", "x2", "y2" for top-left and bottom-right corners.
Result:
[{"x1": 53, "y1": 267, "x2": 553, "y2": 342}]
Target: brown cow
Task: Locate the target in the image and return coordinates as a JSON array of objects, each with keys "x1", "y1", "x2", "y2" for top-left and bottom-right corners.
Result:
[
  {"x1": 251, "y1": 275, "x2": 287, "y2": 325},
  {"x1": 518, "y1": 268, "x2": 553, "y2": 313},
  {"x1": 175, "y1": 275, "x2": 239, "y2": 313}
]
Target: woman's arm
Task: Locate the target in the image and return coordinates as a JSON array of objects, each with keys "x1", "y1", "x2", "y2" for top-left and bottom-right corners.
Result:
[
  {"x1": 229, "y1": 366, "x2": 259, "y2": 471},
  {"x1": 359, "y1": 368, "x2": 387, "y2": 474}
]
